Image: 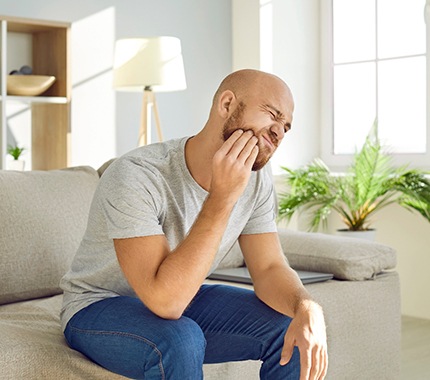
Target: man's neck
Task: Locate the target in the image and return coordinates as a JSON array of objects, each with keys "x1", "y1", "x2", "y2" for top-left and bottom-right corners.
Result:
[{"x1": 185, "y1": 129, "x2": 221, "y2": 192}]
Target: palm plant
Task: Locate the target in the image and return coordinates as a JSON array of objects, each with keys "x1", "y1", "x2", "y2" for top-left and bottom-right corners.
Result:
[
  {"x1": 278, "y1": 122, "x2": 430, "y2": 231},
  {"x1": 7, "y1": 144, "x2": 25, "y2": 160}
]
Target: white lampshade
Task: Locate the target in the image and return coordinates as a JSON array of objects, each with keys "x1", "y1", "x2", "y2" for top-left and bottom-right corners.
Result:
[{"x1": 113, "y1": 36, "x2": 187, "y2": 92}]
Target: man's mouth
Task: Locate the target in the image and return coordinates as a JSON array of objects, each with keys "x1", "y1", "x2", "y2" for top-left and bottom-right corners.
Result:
[{"x1": 262, "y1": 134, "x2": 276, "y2": 149}]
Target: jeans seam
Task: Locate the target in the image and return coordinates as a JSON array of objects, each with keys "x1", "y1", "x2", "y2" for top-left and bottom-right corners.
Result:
[{"x1": 70, "y1": 326, "x2": 165, "y2": 380}]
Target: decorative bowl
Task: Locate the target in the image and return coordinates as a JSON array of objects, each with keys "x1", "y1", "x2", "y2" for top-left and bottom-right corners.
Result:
[{"x1": 7, "y1": 75, "x2": 56, "y2": 96}]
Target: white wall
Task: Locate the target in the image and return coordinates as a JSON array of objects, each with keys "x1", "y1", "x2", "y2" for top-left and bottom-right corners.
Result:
[
  {"x1": 271, "y1": 0, "x2": 320, "y2": 173},
  {"x1": 232, "y1": 0, "x2": 320, "y2": 175},
  {"x1": 1, "y1": 0, "x2": 232, "y2": 168}
]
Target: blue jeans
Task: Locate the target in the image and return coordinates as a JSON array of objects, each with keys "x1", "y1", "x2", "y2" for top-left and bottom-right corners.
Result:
[{"x1": 64, "y1": 284, "x2": 300, "y2": 379}]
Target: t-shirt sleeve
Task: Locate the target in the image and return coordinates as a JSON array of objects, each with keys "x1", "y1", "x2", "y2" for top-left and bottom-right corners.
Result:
[
  {"x1": 241, "y1": 166, "x2": 278, "y2": 235},
  {"x1": 98, "y1": 158, "x2": 164, "y2": 239}
]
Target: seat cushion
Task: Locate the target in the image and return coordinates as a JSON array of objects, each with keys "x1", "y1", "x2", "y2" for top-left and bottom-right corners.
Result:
[
  {"x1": 0, "y1": 167, "x2": 99, "y2": 304},
  {"x1": 0, "y1": 295, "x2": 127, "y2": 379}
]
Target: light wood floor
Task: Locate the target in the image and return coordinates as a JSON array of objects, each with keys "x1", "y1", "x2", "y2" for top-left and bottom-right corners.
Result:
[{"x1": 401, "y1": 316, "x2": 430, "y2": 379}]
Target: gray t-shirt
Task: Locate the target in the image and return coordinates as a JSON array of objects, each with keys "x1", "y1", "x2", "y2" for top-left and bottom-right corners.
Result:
[{"x1": 60, "y1": 137, "x2": 277, "y2": 331}]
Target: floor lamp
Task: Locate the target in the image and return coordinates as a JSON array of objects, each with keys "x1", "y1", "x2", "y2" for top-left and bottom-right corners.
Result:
[{"x1": 113, "y1": 37, "x2": 187, "y2": 146}]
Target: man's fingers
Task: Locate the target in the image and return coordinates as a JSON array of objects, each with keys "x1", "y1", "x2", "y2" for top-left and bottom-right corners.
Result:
[
  {"x1": 220, "y1": 130, "x2": 256, "y2": 158},
  {"x1": 217, "y1": 129, "x2": 245, "y2": 155},
  {"x1": 299, "y1": 348, "x2": 312, "y2": 380},
  {"x1": 279, "y1": 346, "x2": 293, "y2": 366},
  {"x1": 228, "y1": 130, "x2": 256, "y2": 159},
  {"x1": 299, "y1": 345, "x2": 328, "y2": 380},
  {"x1": 239, "y1": 135, "x2": 258, "y2": 163},
  {"x1": 320, "y1": 347, "x2": 328, "y2": 379},
  {"x1": 216, "y1": 129, "x2": 244, "y2": 156},
  {"x1": 244, "y1": 145, "x2": 259, "y2": 169},
  {"x1": 308, "y1": 345, "x2": 322, "y2": 379},
  {"x1": 280, "y1": 333, "x2": 295, "y2": 366}
]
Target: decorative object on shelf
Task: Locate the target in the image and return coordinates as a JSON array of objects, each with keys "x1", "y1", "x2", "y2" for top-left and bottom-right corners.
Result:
[
  {"x1": 278, "y1": 121, "x2": 430, "y2": 235},
  {"x1": 9, "y1": 64, "x2": 33, "y2": 75},
  {"x1": 113, "y1": 36, "x2": 187, "y2": 146},
  {"x1": 7, "y1": 74, "x2": 56, "y2": 96},
  {"x1": 6, "y1": 144, "x2": 25, "y2": 171}
]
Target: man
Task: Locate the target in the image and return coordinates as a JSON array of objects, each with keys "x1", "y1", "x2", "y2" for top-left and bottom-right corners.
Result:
[{"x1": 61, "y1": 69, "x2": 328, "y2": 379}]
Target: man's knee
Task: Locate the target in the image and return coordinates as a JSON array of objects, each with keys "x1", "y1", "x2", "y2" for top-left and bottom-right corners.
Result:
[
  {"x1": 158, "y1": 317, "x2": 206, "y2": 379},
  {"x1": 164, "y1": 316, "x2": 206, "y2": 357}
]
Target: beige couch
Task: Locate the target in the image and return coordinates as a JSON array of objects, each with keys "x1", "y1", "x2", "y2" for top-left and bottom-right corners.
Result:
[{"x1": 0, "y1": 166, "x2": 401, "y2": 379}]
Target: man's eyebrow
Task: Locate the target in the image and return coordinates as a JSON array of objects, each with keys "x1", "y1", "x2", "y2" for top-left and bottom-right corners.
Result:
[
  {"x1": 264, "y1": 104, "x2": 283, "y2": 118},
  {"x1": 263, "y1": 104, "x2": 292, "y2": 130}
]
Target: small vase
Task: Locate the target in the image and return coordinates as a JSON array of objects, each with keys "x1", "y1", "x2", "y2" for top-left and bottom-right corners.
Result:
[
  {"x1": 7, "y1": 159, "x2": 25, "y2": 171},
  {"x1": 336, "y1": 229, "x2": 376, "y2": 241}
]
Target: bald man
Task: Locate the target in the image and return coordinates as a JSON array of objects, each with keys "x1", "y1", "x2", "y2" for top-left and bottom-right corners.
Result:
[{"x1": 61, "y1": 69, "x2": 328, "y2": 380}]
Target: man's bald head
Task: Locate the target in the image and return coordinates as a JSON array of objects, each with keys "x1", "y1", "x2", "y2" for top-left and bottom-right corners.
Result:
[
  {"x1": 212, "y1": 69, "x2": 292, "y2": 106},
  {"x1": 205, "y1": 69, "x2": 295, "y2": 171}
]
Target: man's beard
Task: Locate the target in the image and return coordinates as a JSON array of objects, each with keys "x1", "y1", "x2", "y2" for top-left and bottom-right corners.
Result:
[{"x1": 222, "y1": 102, "x2": 275, "y2": 171}]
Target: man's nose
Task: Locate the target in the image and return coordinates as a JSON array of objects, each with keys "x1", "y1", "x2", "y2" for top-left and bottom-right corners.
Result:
[{"x1": 270, "y1": 124, "x2": 285, "y2": 141}]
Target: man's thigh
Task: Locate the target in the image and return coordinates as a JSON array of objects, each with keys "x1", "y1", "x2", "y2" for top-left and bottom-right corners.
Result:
[
  {"x1": 64, "y1": 296, "x2": 206, "y2": 380},
  {"x1": 184, "y1": 284, "x2": 293, "y2": 364}
]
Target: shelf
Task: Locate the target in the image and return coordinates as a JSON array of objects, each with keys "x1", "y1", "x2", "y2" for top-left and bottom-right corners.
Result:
[
  {"x1": 0, "y1": 14, "x2": 71, "y2": 171},
  {"x1": 0, "y1": 95, "x2": 68, "y2": 104}
]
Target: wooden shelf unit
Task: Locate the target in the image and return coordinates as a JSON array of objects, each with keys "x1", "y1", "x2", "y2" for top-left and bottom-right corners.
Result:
[{"x1": 0, "y1": 15, "x2": 71, "y2": 170}]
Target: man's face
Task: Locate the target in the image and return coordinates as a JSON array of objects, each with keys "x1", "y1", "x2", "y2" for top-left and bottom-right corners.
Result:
[{"x1": 222, "y1": 101, "x2": 287, "y2": 171}]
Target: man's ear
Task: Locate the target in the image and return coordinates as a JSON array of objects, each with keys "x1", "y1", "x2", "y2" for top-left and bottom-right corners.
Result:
[{"x1": 217, "y1": 90, "x2": 236, "y2": 118}]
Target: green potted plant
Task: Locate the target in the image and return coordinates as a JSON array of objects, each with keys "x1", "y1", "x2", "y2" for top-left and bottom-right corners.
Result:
[
  {"x1": 7, "y1": 144, "x2": 26, "y2": 171},
  {"x1": 278, "y1": 122, "x2": 430, "y2": 237}
]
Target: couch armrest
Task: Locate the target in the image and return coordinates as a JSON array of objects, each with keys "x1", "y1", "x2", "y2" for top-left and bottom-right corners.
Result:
[{"x1": 277, "y1": 228, "x2": 397, "y2": 280}]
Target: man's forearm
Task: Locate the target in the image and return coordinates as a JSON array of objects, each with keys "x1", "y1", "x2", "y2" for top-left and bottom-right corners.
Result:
[
  {"x1": 152, "y1": 193, "x2": 236, "y2": 317},
  {"x1": 253, "y1": 264, "x2": 317, "y2": 318}
]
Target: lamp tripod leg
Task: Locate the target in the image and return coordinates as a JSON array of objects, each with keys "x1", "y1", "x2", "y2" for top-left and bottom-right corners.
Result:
[
  {"x1": 138, "y1": 90, "x2": 163, "y2": 146},
  {"x1": 152, "y1": 94, "x2": 163, "y2": 142},
  {"x1": 138, "y1": 92, "x2": 149, "y2": 146}
]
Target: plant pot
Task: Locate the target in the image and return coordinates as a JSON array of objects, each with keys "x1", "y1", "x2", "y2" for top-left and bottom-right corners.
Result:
[
  {"x1": 336, "y1": 229, "x2": 376, "y2": 241},
  {"x1": 7, "y1": 159, "x2": 25, "y2": 171}
]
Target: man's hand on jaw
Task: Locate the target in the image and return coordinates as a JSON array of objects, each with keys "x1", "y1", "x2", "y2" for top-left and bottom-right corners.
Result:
[
  {"x1": 210, "y1": 129, "x2": 258, "y2": 205},
  {"x1": 280, "y1": 300, "x2": 328, "y2": 380}
]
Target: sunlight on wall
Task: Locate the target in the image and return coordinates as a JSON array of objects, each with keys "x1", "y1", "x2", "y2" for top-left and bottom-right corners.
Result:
[
  {"x1": 259, "y1": 0, "x2": 273, "y2": 73},
  {"x1": 270, "y1": 0, "x2": 320, "y2": 175},
  {"x1": 71, "y1": 7, "x2": 116, "y2": 168},
  {"x1": 232, "y1": 0, "x2": 260, "y2": 70}
]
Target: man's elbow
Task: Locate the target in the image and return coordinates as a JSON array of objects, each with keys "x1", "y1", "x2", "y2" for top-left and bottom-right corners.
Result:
[
  {"x1": 143, "y1": 297, "x2": 186, "y2": 320},
  {"x1": 154, "y1": 308, "x2": 184, "y2": 320}
]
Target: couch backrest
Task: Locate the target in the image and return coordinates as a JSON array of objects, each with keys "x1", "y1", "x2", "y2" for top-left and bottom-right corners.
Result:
[{"x1": 0, "y1": 166, "x2": 99, "y2": 305}]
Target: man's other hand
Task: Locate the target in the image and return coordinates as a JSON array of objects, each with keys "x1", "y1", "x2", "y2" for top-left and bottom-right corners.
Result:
[{"x1": 280, "y1": 300, "x2": 328, "y2": 379}]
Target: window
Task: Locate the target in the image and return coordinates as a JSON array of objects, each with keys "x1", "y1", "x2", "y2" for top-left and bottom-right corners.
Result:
[{"x1": 321, "y1": 0, "x2": 429, "y2": 169}]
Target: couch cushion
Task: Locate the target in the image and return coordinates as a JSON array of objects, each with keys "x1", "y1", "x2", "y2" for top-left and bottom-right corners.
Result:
[
  {"x1": 0, "y1": 167, "x2": 99, "y2": 305},
  {"x1": 0, "y1": 295, "x2": 127, "y2": 379},
  {"x1": 277, "y1": 228, "x2": 397, "y2": 280}
]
